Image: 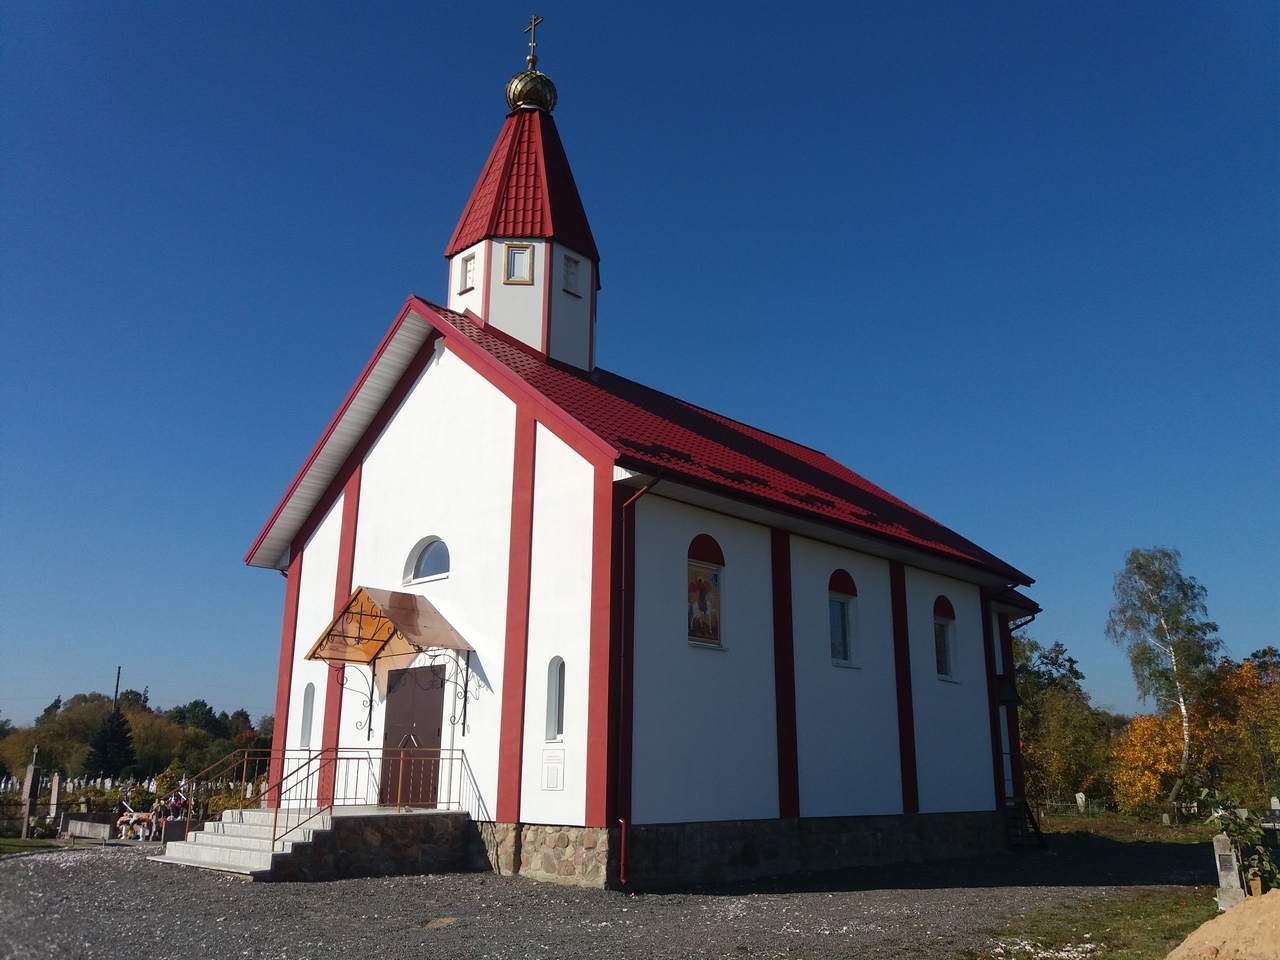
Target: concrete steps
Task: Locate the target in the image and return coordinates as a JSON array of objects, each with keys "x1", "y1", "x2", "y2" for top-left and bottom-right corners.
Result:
[{"x1": 149, "y1": 807, "x2": 330, "y2": 877}]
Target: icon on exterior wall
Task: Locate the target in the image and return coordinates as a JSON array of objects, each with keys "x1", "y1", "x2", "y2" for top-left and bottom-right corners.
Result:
[{"x1": 688, "y1": 562, "x2": 722, "y2": 644}]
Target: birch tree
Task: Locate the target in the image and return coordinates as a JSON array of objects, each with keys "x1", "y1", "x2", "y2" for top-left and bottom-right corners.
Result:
[{"x1": 1106, "y1": 546, "x2": 1221, "y2": 804}]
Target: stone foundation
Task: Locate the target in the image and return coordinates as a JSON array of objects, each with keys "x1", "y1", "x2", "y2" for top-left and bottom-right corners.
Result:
[
  {"x1": 612, "y1": 810, "x2": 1006, "y2": 890},
  {"x1": 269, "y1": 811, "x2": 474, "y2": 882},
  {"x1": 473, "y1": 810, "x2": 1003, "y2": 890},
  {"x1": 475, "y1": 821, "x2": 611, "y2": 887}
]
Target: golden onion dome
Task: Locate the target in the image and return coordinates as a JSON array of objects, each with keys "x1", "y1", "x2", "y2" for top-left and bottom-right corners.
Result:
[
  {"x1": 505, "y1": 67, "x2": 557, "y2": 112},
  {"x1": 507, "y1": 16, "x2": 556, "y2": 112}
]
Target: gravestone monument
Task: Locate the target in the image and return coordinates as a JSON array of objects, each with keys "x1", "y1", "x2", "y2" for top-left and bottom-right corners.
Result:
[
  {"x1": 48, "y1": 772, "x2": 62, "y2": 821},
  {"x1": 1213, "y1": 833, "x2": 1245, "y2": 911},
  {"x1": 20, "y1": 754, "x2": 40, "y2": 840}
]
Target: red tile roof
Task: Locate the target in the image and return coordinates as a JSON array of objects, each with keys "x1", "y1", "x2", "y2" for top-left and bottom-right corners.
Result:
[
  {"x1": 444, "y1": 108, "x2": 600, "y2": 262},
  {"x1": 428, "y1": 302, "x2": 1030, "y2": 585}
]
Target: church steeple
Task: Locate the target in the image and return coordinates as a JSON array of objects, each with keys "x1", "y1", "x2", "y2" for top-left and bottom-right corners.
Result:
[{"x1": 445, "y1": 18, "x2": 600, "y2": 371}]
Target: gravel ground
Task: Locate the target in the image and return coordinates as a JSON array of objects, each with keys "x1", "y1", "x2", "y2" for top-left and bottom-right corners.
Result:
[{"x1": 0, "y1": 834, "x2": 1214, "y2": 960}]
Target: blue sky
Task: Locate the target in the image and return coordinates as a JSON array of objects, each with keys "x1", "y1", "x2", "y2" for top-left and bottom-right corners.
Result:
[{"x1": 1, "y1": 1, "x2": 1275, "y2": 725}]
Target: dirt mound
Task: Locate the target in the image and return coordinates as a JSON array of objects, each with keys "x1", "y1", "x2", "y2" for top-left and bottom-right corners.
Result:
[{"x1": 1165, "y1": 889, "x2": 1280, "y2": 960}]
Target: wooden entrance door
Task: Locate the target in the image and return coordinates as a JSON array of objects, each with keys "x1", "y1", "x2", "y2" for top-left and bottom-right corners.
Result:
[{"x1": 380, "y1": 665, "x2": 445, "y2": 807}]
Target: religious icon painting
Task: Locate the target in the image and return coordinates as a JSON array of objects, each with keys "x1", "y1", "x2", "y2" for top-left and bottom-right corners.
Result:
[{"x1": 687, "y1": 562, "x2": 722, "y2": 644}]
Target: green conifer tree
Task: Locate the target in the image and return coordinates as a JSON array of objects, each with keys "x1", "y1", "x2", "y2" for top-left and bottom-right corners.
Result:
[{"x1": 84, "y1": 709, "x2": 136, "y2": 778}]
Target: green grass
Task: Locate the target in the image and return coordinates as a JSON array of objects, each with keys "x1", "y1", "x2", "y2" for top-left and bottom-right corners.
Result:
[
  {"x1": 0, "y1": 837, "x2": 63, "y2": 857},
  {"x1": 968, "y1": 886, "x2": 1219, "y2": 960},
  {"x1": 1039, "y1": 811, "x2": 1216, "y2": 845}
]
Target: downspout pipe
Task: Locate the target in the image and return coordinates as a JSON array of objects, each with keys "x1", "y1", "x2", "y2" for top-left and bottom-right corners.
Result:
[{"x1": 616, "y1": 476, "x2": 659, "y2": 887}]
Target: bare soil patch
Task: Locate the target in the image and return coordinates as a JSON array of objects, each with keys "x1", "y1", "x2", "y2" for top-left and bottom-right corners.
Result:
[{"x1": 1165, "y1": 889, "x2": 1280, "y2": 960}]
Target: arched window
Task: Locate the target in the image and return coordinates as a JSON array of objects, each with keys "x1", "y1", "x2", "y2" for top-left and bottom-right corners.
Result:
[
  {"x1": 299, "y1": 682, "x2": 315, "y2": 749},
  {"x1": 828, "y1": 569, "x2": 858, "y2": 664},
  {"x1": 546, "y1": 657, "x2": 565, "y2": 741},
  {"x1": 933, "y1": 595, "x2": 956, "y2": 678},
  {"x1": 687, "y1": 534, "x2": 724, "y2": 645},
  {"x1": 404, "y1": 537, "x2": 450, "y2": 583}
]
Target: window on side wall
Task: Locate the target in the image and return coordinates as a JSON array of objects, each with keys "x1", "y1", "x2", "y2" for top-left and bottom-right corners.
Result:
[
  {"x1": 546, "y1": 657, "x2": 565, "y2": 741},
  {"x1": 687, "y1": 534, "x2": 725, "y2": 646},
  {"x1": 459, "y1": 254, "x2": 476, "y2": 293},
  {"x1": 299, "y1": 682, "x2": 315, "y2": 749},
  {"x1": 404, "y1": 537, "x2": 450, "y2": 583},
  {"x1": 828, "y1": 569, "x2": 858, "y2": 665},
  {"x1": 934, "y1": 595, "x2": 957, "y2": 679}
]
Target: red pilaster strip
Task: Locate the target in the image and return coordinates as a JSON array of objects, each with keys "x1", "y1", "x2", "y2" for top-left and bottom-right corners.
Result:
[
  {"x1": 998, "y1": 614, "x2": 1027, "y2": 797},
  {"x1": 587, "y1": 265, "x2": 597, "y2": 369},
  {"x1": 770, "y1": 528, "x2": 800, "y2": 819},
  {"x1": 612, "y1": 487, "x2": 637, "y2": 827},
  {"x1": 540, "y1": 242, "x2": 554, "y2": 356},
  {"x1": 889, "y1": 561, "x2": 919, "y2": 814},
  {"x1": 496, "y1": 407, "x2": 537, "y2": 822},
  {"x1": 979, "y1": 590, "x2": 1004, "y2": 808},
  {"x1": 583, "y1": 463, "x2": 615, "y2": 826},
  {"x1": 267, "y1": 550, "x2": 304, "y2": 808},
  {"x1": 481, "y1": 241, "x2": 492, "y2": 323},
  {"x1": 318, "y1": 465, "x2": 361, "y2": 804}
]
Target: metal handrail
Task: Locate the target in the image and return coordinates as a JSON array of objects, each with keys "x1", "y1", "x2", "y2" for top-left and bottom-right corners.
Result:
[
  {"x1": 175, "y1": 745, "x2": 481, "y2": 851},
  {"x1": 180, "y1": 748, "x2": 274, "y2": 827}
]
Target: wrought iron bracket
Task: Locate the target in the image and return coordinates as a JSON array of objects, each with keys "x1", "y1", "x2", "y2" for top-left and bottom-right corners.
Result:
[
  {"x1": 339, "y1": 666, "x2": 378, "y2": 741},
  {"x1": 405, "y1": 646, "x2": 482, "y2": 733}
]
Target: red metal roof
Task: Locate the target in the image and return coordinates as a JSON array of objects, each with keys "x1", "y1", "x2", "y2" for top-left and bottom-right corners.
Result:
[
  {"x1": 248, "y1": 293, "x2": 1032, "y2": 584},
  {"x1": 424, "y1": 300, "x2": 1031, "y2": 584},
  {"x1": 444, "y1": 108, "x2": 600, "y2": 261}
]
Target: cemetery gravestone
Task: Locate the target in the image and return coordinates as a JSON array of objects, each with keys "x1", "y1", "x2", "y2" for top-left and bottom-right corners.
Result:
[
  {"x1": 1213, "y1": 833, "x2": 1245, "y2": 911},
  {"x1": 20, "y1": 763, "x2": 40, "y2": 840},
  {"x1": 48, "y1": 773, "x2": 61, "y2": 820}
]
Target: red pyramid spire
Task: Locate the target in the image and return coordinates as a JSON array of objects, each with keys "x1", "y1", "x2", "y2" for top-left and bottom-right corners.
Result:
[{"x1": 444, "y1": 107, "x2": 599, "y2": 262}]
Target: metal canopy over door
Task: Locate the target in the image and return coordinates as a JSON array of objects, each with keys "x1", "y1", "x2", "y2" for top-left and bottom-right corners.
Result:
[{"x1": 380, "y1": 665, "x2": 445, "y2": 807}]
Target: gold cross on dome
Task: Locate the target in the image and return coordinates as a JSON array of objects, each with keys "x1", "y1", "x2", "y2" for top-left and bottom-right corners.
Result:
[{"x1": 524, "y1": 14, "x2": 544, "y2": 67}]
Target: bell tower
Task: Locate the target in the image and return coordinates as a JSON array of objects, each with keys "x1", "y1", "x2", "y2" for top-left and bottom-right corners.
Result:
[{"x1": 445, "y1": 17, "x2": 600, "y2": 371}]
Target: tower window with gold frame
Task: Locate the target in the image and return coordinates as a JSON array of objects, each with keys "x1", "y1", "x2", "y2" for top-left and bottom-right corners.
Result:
[{"x1": 504, "y1": 243, "x2": 534, "y2": 284}]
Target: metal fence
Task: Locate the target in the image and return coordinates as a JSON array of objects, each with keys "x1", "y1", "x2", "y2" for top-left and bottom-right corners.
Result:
[{"x1": 1037, "y1": 798, "x2": 1108, "y2": 819}]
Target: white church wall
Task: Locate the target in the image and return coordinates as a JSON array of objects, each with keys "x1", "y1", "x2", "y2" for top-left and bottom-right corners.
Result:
[
  {"x1": 518, "y1": 423, "x2": 595, "y2": 825},
  {"x1": 630, "y1": 495, "x2": 779, "y2": 824},
  {"x1": 788, "y1": 536, "x2": 902, "y2": 817},
  {"x1": 904, "y1": 567, "x2": 994, "y2": 813},
  {"x1": 447, "y1": 240, "x2": 488, "y2": 319},
  {"x1": 286, "y1": 493, "x2": 344, "y2": 754},
  {"x1": 546, "y1": 243, "x2": 593, "y2": 369},
  {"x1": 486, "y1": 237, "x2": 547, "y2": 352},
  {"x1": 343, "y1": 344, "x2": 519, "y2": 819}
]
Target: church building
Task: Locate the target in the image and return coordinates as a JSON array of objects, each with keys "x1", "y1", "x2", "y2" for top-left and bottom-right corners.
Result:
[{"x1": 246, "y1": 27, "x2": 1038, "y2": 889}]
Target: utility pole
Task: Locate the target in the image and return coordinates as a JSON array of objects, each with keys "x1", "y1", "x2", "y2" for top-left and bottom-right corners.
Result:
[{"x1": 112, "y1": 666, "x2": 121, "y2": 711}]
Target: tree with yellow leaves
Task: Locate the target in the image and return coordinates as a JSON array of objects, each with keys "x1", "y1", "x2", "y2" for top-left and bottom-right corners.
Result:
[{"x1": 1106, "y1": 547, "x2": 1221, "y2": 804}]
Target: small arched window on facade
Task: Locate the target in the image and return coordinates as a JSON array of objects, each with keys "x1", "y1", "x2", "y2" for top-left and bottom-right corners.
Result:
[
  {"x1": 828, "y1": 569, "x2": 858, "y2": 665},
  {"x1": 687, "y1": 534, "x2": 725, "y2": 646},
  {"x1": 933, "y1": 596, "x2": 957, "y2": 679},
  {"x1": 404, "y1": 537, "x2": 450, "y2": 583},
  {"x1": 546, "y1": 657, "x2": 565, "y2": 741},
  {"x1": 299, "y1": 682, "x2": 315, "y2": 749}
]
